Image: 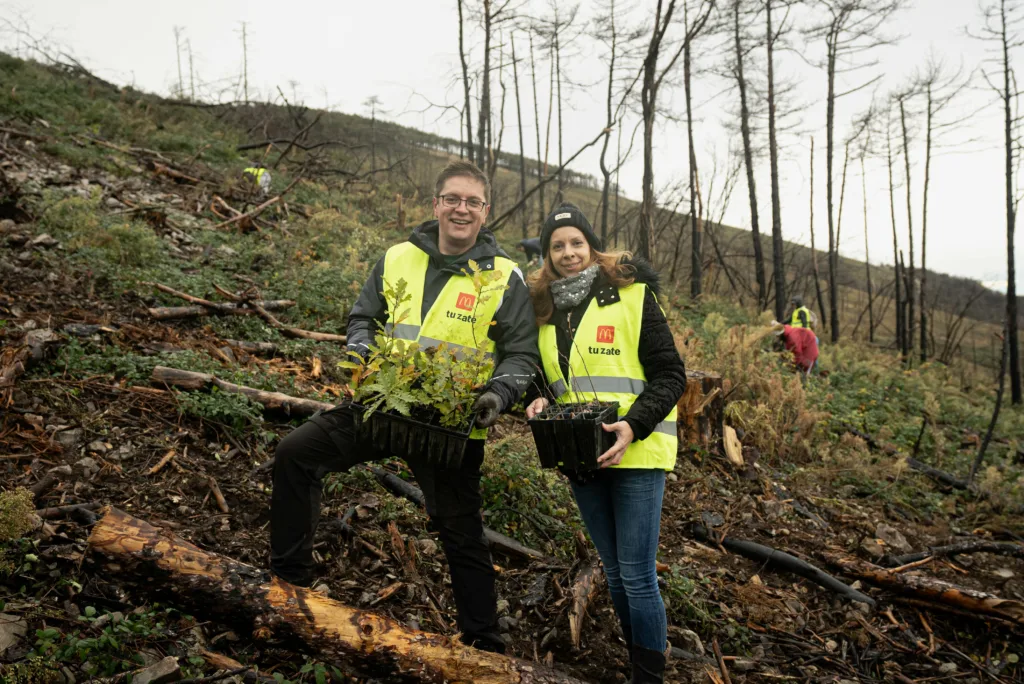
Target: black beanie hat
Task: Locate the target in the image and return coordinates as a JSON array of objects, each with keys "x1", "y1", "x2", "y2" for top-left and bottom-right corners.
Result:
[{"x1": 540, "y1": 202, "x2": 602, "y2": 257}]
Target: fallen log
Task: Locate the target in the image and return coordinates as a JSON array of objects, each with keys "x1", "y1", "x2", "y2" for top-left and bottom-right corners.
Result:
[
  {"x1": 87, "y1": 507, "x2": 588, "y2": 683},
  {"x1": 151, "y1": 366, "x2": 332, "y2": 417},
  {"x1": 250, "y1": 301, "x2": 347, "y2": 343},
  {"x1": 824, "y1": 553, "x2": 1024, "y2": 626},
  {"x1": 224, "y1": 339, "x2": 279, "y2": 355},
  {"x1": 148, "y1": 300, "x2": 295, "y2": 321},
  {"x1": 905, "y1": 458, "x2": 970, "y2": 490},
  {"x1": 886, "y1": 540, "x2": 1024, "y2": 567},
  {"x1": 567, "y1": 557, "x2": 604, "y2": 650},
  {"x1": 367, "y1": 466, "x2": 556, "y2": 564},
  {"x1": 688, "y1": 524, "x2": 875, "y2": 607}
]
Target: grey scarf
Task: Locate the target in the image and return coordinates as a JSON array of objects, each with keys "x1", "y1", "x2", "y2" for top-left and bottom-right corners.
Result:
[{"x1": 551, "y1": 264, "x2": 599, "y2": 310}]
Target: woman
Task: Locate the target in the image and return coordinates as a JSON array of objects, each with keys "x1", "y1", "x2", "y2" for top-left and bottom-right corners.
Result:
[{"x1": 525, "y1": 203, "x2": 687, "y2": 683}]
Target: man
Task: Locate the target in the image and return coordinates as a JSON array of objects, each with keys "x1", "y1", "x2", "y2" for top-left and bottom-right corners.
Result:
[
  {"x1": 243, "y1": 164, "x2": 272, "y2": 196},
  {"x1": 516, "y1": 236, "x2": 542, "y2": 266},
  {"x1": 270, "y1": 160, "x2": 538, "y2": 654},
  {"x1": 785, "y1": 295, "x2": 814, "y2": 329}
]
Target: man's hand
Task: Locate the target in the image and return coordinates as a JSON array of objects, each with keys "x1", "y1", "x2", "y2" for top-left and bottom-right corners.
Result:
[
  {"x1": 346, "y1": 343, "x2": 370, "y2": 362},
  {"x1": 472, "y1": 391, "x2": 504, "y2": 428},
  {"x1": 525, "y1": 397, "x2": 550, "y2": 419}
]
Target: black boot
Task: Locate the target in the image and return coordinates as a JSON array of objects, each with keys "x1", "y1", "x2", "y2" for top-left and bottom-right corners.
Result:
[{"x1": 631, "y1": 645, "x2": 666, "y2": 684}]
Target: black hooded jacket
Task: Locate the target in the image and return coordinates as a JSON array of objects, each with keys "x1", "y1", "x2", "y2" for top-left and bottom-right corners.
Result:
[
  {"x1": 532, "y1": 258, "x2": 687, "y2": 442},
  {"x1": 347, "y1": 221, "x2": 539, "y2": 411}
]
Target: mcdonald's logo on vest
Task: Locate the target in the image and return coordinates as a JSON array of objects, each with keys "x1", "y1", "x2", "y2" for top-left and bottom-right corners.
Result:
[
  {"x1": 456, "y1": 293, "x2": 476, "y2": 311},
  {"x1": 596, "y1": 326, "x2": 615, "y2": 344}
]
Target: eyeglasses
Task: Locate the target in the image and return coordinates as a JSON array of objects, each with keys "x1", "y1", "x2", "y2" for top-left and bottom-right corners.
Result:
[{"x1": 437, "y1": 194, "x2": 488, "y2": 212}]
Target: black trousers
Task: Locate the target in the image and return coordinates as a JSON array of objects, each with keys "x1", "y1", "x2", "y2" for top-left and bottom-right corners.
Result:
[{"x1": 270, "y1": 406, "x2": 504, "y2": 653}]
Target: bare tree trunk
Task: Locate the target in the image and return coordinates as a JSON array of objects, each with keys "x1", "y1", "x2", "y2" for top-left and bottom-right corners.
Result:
[
  {"x1": 968, "y1": 323, "x2": 1009, "y2": 485},
  {"x1": 862, "y1": 155, "x2": 874, "y2": 342},
  {"x1": 638, "y1": 1, "x2": 664, "y2": 263},
  {"x1": 598, "y1": 0, "x2": 618, "y2": 244},
  {"x1": 174, "y1": 27, "x2": 185, "y2": 98},
  {"x1": 900, "y1": 97, "x2": 916, "y2": 361},
  {"x1": 614, "y1": 124, "x2": 623, "y2": 246},
  {"x1": 921, "y1": 84, "x2": 932, "y2": 361},
  {"x1": 734, "y1": 0, "x2": 766, "y2": 310},
  {"x1": 544, "y1": 44, "x2": 556, "y2": 212},
  {"x1": 530, "y1": 33, "x2": 545, "y2": 226},
  {"x1": 241, "y1": 22, "x2": 249, "y2": 103},
  {"x1": 458, "y1": 0, "x2": 475, "y2": 164},
  {"x1": 477, "y1": 0, "x2": 492, "y2": 170},
  {"x1": 555, "y1": 23, "x2": 565, "y2": 205},
  {"x1": 511, "y1": 33, "x2": 528, "y2": 239},
  {"x1": 767, "y1": 0, "x2": 786, "y2": 322},
  {"x1": 686, "y1": 3, "x2": 702, "y2": 298},
  {"x1": 1000, "y1": 0, "x2": 1022, "y2": 404},
  {"x1": 825, "y1": 37, "x2": 839, "y2": 342},
  {"x1": 810, "y1": 137, "x2": 828, "y2": 331},
  {"x1": 887, "y1": 120, "x2": 904, "y2": 355}
]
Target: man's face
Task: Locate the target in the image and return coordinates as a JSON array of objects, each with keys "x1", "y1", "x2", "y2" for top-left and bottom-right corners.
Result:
[{"x1": 433, "y1": 176, "x2": 489, "y2": 253}]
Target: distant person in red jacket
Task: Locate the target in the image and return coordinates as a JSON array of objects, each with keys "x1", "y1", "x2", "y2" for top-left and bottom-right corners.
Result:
[{"x1": 773, "y1": 322, "x2": 819, "y2": 374}]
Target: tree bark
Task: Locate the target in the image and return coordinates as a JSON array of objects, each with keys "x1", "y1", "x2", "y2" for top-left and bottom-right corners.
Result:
[
  {"x1": 511, "y1": 33, "x2": 528, "y2": 239},
  {"x1": 900, "y1": 97, "x2": 916, "y2": 361},
  {"x1": 477, "y1": 0, "x2": 492, "y2": 170},
  {"x1": 734, "y1": 0, "x2": 766, "y2": 310},
  {"x1": 861, "y1": 155, "x2": 874, "y2": 342},
  {"x1": 921, "y1": 84, "x2": 933, "y2": 361},
  {"x1": 598, "y1": 0, "x2": 618, "y2": 245},
  {"x1": 676, "y1": 369, "x2": 724, "y2": 450},
  {"x1": 809, "y1": 138, "x2": 828, "y2": 333},
  {"x1": 767, "y1": 0, "x2": 786, "y2": 323},
  {"x1": 825, "y1": 31, "x2": 840, "y2": 342},
  {"x1": 887, "y1": 119, "x2": 904, "y2": 356},
  {"x1": 530, "y1": 33, "x2": 546, "y2": 226},
  {"x1": 87, "y1": 508, "x2": 589, "y2": 684},
  {"x1": 568, "y1": 558, "x2": 604, "y2": 650},
  {"x1": 1000, "y1": 0, "x2": 1022, "y2": 404},
  {"x1": 686, "y1": 3, "x2": 702, "y2": 299},
  {"x1": 458, "y1": 0, "x2": 475, "y2": 164}
]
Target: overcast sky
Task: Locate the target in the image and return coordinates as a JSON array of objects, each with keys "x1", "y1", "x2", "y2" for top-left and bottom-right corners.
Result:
[{"x1": 1, "y1": 0, "x2": 1012, "y2": 294}]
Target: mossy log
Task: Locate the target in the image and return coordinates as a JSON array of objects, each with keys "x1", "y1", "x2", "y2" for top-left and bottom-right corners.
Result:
[
  {"x1": 676, "y1": 369, "x2": 724, "y2": 450},
  {"x1": 87, "y1": 507, "x2": 589, "y2": 684}
]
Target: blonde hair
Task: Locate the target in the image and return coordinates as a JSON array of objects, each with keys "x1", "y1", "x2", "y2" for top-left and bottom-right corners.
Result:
[{"x1": 528, "y1": 249, "x2": 636, "y2": 326}]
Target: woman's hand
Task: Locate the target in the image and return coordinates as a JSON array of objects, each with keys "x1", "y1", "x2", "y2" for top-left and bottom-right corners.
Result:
[
  {"x1": 597, "y1": 420, "x2": 634, "y2": 468},
  {"x1": 525, "y1": 397, "x2": 550, "y2": 419}
]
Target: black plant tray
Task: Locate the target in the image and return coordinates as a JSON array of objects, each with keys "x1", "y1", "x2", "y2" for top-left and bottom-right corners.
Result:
[
  {"x1": 349, "y1": 402, "x2": 476, "y2": 469},
  {"x1": 528, "y1": 401, "x2": 619, "y2": 471}
]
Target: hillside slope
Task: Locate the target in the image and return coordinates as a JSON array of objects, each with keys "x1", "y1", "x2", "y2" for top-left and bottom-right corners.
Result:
[{"x1": 0, "y1": 52, "x2": 1021, "y2": 683}]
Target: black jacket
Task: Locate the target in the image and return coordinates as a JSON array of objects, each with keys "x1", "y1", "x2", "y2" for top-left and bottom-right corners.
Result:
[
  {"x1": 532, "y1": 258, "x2": 687, "y2": 441},
  {"x1": 347, "y1": 221, "x2": 539, "y2": 411}
]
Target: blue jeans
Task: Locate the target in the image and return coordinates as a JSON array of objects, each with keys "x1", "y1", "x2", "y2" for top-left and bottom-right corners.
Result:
[{"x1": 570, "y1": 468, "x2": 667, "y2": 652}]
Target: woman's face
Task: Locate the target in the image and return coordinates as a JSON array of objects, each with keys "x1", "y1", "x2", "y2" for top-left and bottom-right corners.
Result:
[{"x1": 548, "y1": 226, "x2": 592, "y2": 278}]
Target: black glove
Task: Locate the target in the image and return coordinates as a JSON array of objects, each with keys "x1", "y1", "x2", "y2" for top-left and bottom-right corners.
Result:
[
  {"x1": 345, "y1": 343, "x2": 370, "y2": 362},
  {"x1": 472, "y1": 391, "x2": 504, "y2": 429}
]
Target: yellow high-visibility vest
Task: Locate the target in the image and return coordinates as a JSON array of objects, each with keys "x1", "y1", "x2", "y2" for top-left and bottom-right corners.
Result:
[
  {"x1": 382, "y1": 241, "x2": 518, "y2": 440},
  {"x1": 538, "y1": 283, "x2": 677, "y2": 470},
  {"x1": 790, "y1": 306, "x2": 812, "y2": 328}
]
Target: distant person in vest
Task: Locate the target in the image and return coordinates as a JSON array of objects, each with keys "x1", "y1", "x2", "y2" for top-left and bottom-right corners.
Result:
[
  {"x1": 523, "y1": 203, "x2": 687, "y2": 683},
  {"x1": 270, "y1": 161, "x2": 539, "y2": 654},
  {"x1": 785, "y1": 295, "x2": 815, "y2": 329},
  {"x1": 242, "y1": 164, "x2": 271, "y2": 196}
]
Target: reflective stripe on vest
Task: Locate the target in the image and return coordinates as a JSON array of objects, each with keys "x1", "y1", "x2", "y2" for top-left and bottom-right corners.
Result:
[
  {"x1": 790, "y1": 306, "x2": 811, "y2": 328},
  {"x1": 538, "y1": 283, "x2": 677, "y2": 471},
  {"x1": 382, "y1": 241, "x2": 518, "y2": 439},
  {"x1": 244, "y1": 167, "x2": 265, "y2": 181}
]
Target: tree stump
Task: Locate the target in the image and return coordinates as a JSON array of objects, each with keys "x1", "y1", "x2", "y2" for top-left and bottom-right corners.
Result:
[{"x1": 676, "y1": 369, "x2": 724, "y2": 451}]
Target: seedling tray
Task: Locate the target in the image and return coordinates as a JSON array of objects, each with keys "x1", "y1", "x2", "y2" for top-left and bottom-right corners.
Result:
[
  {"x1": 528, "y1": 401, "x2": 619, "y2": 471},
  {"x1": 349, "y1": 403, "x2": 476, "y2": 469}
]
